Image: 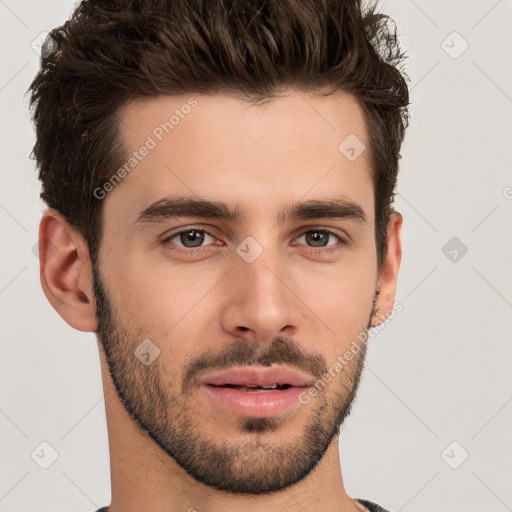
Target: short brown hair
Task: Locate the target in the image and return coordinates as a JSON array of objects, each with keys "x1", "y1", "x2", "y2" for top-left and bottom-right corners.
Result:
[{"x1": 28, "y1": 0, "x2": 409, "y2": 268}]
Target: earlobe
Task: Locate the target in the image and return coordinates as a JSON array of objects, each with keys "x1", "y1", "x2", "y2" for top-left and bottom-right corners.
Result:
[
  {"x1": 39, "y1": 209, "x2": 98, "y2": 332},
  {"x1": 370, "y1": 211, "x2": 403, "y2": 328}
]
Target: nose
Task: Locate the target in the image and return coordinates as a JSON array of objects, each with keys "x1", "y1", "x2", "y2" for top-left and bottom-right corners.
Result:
[{"x1": 220, "y1": 244, "x2": 300, "y2": 343}]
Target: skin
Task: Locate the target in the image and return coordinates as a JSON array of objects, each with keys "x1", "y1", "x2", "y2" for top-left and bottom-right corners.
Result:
[{"x1": 39, "y1": 89, "x2": 402, "y2": 512}]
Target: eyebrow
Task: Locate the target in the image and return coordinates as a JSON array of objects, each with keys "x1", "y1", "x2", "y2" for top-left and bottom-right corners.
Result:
[{"x1": 134, "y1": 195, "x2": 368, "y2": 226}]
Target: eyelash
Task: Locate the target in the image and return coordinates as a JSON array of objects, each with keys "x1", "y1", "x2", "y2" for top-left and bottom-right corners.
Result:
[{"x1": 160, "y1": 226, "x2": 347, "y2": 256}]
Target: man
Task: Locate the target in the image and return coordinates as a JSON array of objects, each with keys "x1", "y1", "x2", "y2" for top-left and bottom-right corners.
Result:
[{"x1": 28, "y1": 0, "x2": 409, "y2": 510}]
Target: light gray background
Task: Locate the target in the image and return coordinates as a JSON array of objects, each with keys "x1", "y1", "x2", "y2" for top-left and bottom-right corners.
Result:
[{"x1": 1, "y1": 1, "x2": 511, "y2": 511}]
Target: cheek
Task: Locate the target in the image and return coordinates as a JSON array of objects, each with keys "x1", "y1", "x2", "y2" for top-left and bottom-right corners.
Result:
[
  {"x1": 106, "y1": 257, "x2": 219, "y2": 342},
  {"x1": 307, "y1": 267, "x2": 376, "y2": 359}
]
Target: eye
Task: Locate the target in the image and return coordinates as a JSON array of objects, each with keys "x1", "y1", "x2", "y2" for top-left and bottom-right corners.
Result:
[
  {"x1": 294, "y1": 229, "x2": 346, "y2": 254},
  {"x1": 161, "y1": 227, "x2": 219, "y2": 253}
]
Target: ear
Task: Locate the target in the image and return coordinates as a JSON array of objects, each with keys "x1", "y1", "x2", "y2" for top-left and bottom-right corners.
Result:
[
  {"x1": 38, "y1": 209, "x2": 98, "y2": 332},
  {"x1": 371, "y1": 211, "x2": 403, "y2": 327}
]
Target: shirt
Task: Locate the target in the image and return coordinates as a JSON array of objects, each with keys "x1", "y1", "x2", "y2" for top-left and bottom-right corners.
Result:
[{"x1": 95, "y1": 498, "x2": 390, "y2": 511}]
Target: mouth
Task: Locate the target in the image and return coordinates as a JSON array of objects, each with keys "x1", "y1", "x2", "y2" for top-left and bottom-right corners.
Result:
[
  {"x1": 210, "y1": 383, "x2": 294, "y2": 393},
  {"x1": 202, "y1": 365, "x2": 314, "y2": 388},
  {"x1": 200, "y1": 366, "x2": 314, "y2": 417}
]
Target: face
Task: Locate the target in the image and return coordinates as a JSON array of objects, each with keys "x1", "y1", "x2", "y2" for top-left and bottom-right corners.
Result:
[{"x1": 93, "y1": 90, "x2": 381, "y2": 494}]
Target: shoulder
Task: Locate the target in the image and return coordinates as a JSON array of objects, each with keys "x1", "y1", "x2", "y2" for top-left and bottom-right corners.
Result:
[{"x1": 356, "y1": 498, "x2": 392, "y2": 512}]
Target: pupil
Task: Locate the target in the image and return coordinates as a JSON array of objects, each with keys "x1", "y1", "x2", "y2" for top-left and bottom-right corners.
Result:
[
  {"x1": 181, "y1": 229, "x2": 203, "y2": 247},
  {"x1": 307, "y1": 231, "x2": 327, "y2": 247}
]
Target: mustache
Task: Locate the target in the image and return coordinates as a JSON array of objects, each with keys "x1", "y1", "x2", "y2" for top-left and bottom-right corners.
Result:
[{"x1": 181, "y1": 336, "x2": 328, "y2": 393}]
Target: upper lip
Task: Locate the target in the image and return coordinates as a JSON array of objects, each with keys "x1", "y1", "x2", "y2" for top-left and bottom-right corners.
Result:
[{"x1": 201, "y1": 366, "x2": 315, "y2": 388}]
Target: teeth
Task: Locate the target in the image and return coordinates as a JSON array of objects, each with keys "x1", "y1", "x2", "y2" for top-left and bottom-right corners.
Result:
[
  {"x1": 219, "y1": 383, "x2": 288, "y2": 390},
  {"x1": 236, "y1": 384, "x2": 278, "y2": 389}
]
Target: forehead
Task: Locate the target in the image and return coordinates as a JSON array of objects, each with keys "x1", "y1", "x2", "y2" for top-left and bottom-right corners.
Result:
[{"x1": 108, "y1": 90, "x2": 374, "y2": 225}]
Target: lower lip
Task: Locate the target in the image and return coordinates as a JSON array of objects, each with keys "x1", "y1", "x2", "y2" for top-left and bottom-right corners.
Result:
[{"x1": 202, "y1": 385, "x2": 306, "y2": 417}]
